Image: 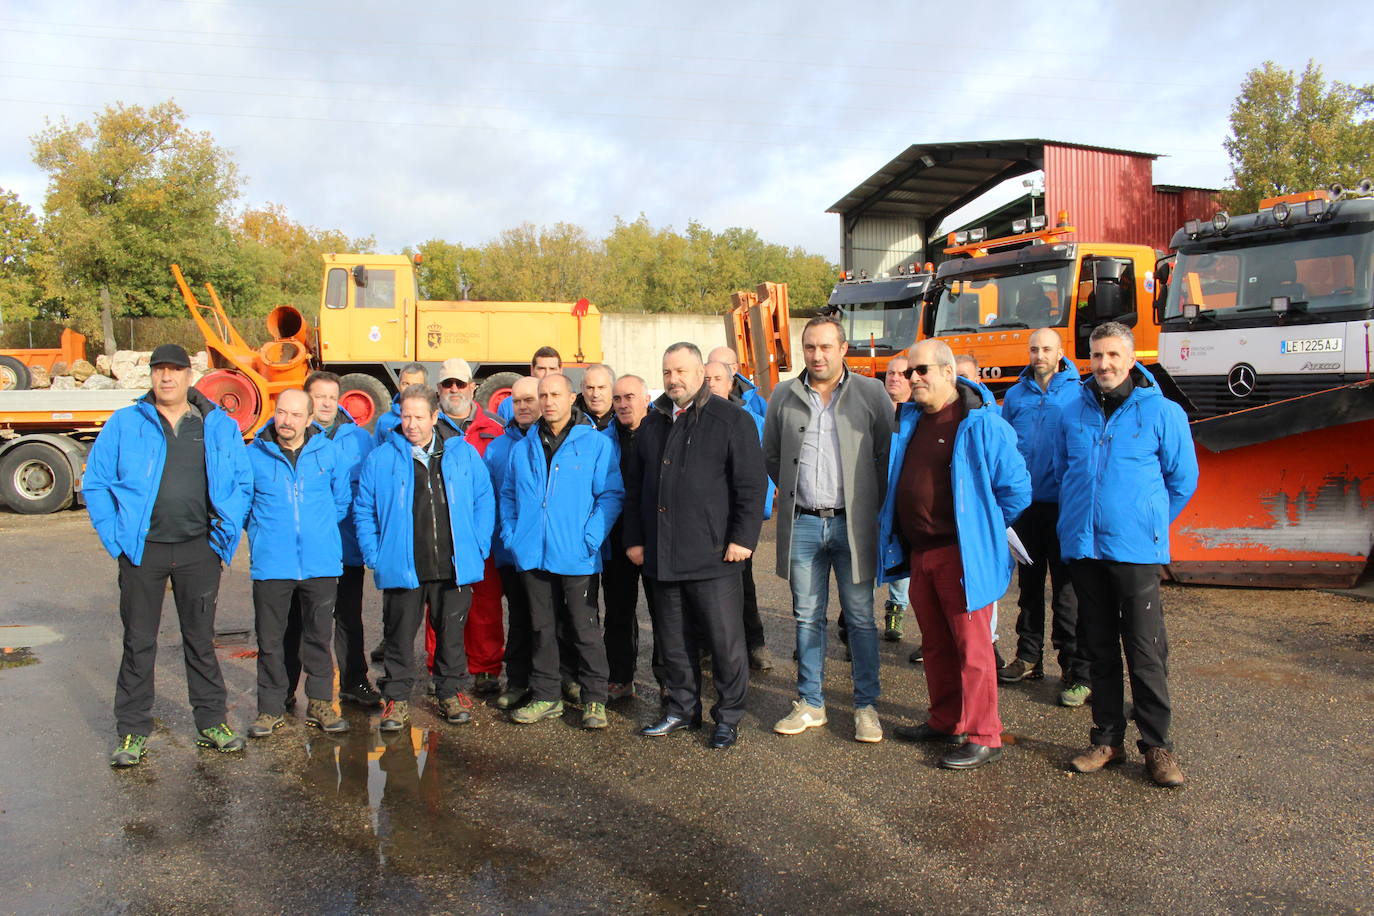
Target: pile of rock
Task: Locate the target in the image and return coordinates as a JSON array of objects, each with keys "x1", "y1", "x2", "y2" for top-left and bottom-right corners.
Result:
[{"x1": 30, "y1": 350, "x2": 210, "y2": 391}]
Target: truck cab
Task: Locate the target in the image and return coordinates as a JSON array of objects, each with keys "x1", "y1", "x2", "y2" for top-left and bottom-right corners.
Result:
[
  {"x1": 823, "y1": 266, "x2": 933, "y2": 378},
  {"x1": 1157, "y1": 187, "x2": 1374, "y2": 419},
  {"x1": 921, "y1": 215, "x2": 1160, "y2": 393}
]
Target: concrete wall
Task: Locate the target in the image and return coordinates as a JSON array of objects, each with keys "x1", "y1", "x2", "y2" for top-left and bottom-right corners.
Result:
[{"x1": 601, "y1": 312, "x2": 801, "y2": 388}]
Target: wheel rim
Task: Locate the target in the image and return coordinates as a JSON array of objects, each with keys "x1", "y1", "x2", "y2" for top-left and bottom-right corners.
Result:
[
  {"x1": 339, "y1": 390, "x2": 378, "y2": 426},
  {"x1": 485, "y1": 388, "x2": 513, "y2": 414},
  {"x1": 0, "y1": 365, "x2": 17, "y2": 390},
  {"x1": 12, "y1": 459, "x2": 55, "y2": 502},
  {"x1": 195, "y1": 370, "x2": 262, "y2": 434}
]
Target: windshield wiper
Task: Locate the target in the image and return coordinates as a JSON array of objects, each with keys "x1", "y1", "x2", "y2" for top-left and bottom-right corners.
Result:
[
  {"x1": 988, "y1": 320, "x2": 1030, "y2": 330},
  {"x1": 940, "y1": 325, "x2": 980, "y2": 333},
  {"x1": 1229, "y1": 301, "x2": 1310, "y2": 314}
]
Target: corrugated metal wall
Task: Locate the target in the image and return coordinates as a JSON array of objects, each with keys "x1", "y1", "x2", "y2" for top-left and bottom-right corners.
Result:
[
  {"x1": 1044, "y1": 145, "x2": 1218, "y2": 252},
  {"x1": 845, "y1": 216, "x2": 923, "y2": 276}
]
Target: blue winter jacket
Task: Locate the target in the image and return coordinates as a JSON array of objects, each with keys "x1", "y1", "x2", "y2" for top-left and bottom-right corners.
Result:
[
  {"x1": 83, "y1": 389, "x2": 251, "y2": 566},
  {"x1": 876, "y1": 378, "x2": 1031, "y2": 611},
  {"x1": 501, "y1": 419, "x2": 624, "y2": 575},
  {"x1": 325, "y1": 408, "x2": 375, "y2": 567},
  {"x1": 244, "y1": 423, "x2": 352, "y2": 580},
  {"x1": 483, "y1": 417, "x2": 532, "y2": 567},
  {"x1": 1054, "y1": 366, "x2": 1198, "y2": 565},
  {"x1": 1000, "y1": 357, "x2": 1081, "y2": 503},
  {"x1": 353, "y1": 429, "x2": 495, "y2": 589},
  {"x1": 496, "y1": 397, "x2": 515, "y2": 423},
  {"x1": 372, "y1": 393, "x2": 403, "y2": 447}
]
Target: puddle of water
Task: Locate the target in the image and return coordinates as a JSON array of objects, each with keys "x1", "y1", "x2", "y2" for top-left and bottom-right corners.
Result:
[
  {"x1": 0, "y1": 646, "x2": 38, "y2": 669},
  {"x1": 0, "y1": 624, "x2": 62, "y2": 646}
]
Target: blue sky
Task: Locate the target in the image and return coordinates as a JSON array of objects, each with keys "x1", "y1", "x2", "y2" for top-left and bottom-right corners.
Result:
[{"x1": 1, "y1": 0, "x2": 1369, "y2": 261}]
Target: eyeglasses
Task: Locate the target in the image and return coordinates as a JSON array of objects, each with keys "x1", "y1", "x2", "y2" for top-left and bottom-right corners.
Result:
[
  {"x1": 439, "y1": 379, "x2": 470, "y2": 390},
  {"x1": 902, "y1": 365, "x2": 940, "y2": 379}
]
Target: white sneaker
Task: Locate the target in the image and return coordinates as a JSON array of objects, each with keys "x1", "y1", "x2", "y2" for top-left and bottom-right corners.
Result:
[
  {"x1": 773, "y1": 699, "x2": 828, "y2": 735},
  {"x1": 854, "y1": 705, "x2": 883, "y2": 743}
]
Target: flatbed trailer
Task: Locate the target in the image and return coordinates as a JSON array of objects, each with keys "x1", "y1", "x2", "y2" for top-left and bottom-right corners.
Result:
[{"x1": 0, "y1": 389, "x2": 143, "y2": 513}]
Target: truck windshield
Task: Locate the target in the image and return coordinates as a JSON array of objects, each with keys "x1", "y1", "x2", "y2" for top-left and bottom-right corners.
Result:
[
  {"x1": 932, "y1": 263, "x2": 1073, "y2": 334},
  {"x1": 1165, "y1": 226, "x2": 1374, "y2": 320},
  {"x1": 840, "y1": 299, "x2": 922, "y2": 352}
]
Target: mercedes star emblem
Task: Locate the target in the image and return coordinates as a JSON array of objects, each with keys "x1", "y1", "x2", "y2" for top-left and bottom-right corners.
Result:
[{"x1": 1227, "y1": 363, "x2": 1256, "y2": 398}]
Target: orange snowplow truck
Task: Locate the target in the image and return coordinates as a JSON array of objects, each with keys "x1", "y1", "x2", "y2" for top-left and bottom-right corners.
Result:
[{"x1": 180, "y1": 254, "x2": 603, "y2": 434}]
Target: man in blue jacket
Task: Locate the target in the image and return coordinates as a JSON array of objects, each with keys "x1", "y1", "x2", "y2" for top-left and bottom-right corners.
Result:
[
  {"x1": 243, "y1": 389, "x2": 353, "y2": 738},
  {"x1": 372, "y1": 363, "x2": 429, "y2": 445},
  {"x1": 283, "y1": 371, "x2": 380, "y2": 709},
  {"x1": 998, "y1": 329, "x2": 1091, "y2": 706},
  {"x1": 1055, "y1": 322, "x2": 1198, "y2": 787},
  {"x1": 501, "y1": 373, "x2": 623, "y2": 730},
  {"x1": 354, "y1": 385, "x2": 495, "y2": 733},
  {"x1": 483, "y1": 376, "x2": 540, "y2": 711},
  {"x1": 877, "y1": 339, "x2": 1031, "y2": 770},
  {"x1": 708, "y1": 345, "x2": 768, "y2": 421},
  {"x1": 83, "y1": 344, "x2": 253, "y2": 766}
]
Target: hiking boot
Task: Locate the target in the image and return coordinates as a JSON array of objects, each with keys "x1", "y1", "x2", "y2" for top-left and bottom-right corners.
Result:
[
  {"x1": 379, "y1": 699, "x2": 410, "y2": 733},
  {"x1": 1070, "y1": 743, "x2": 1126, "y2": 773},
  {"x1": 774, "y1": 699, "x2": 827, "y2": 735},
  {"x1": 1059, "y1": 683, "x2": 1092, "y2": 707},
  {"x1": 908, "y1": 645, "x2": 923, "y2": 664},
  {"x1": 562, "y1": 680, "x2": 582, "y2": 707},
  {"x1": 306, "y1": 699, "x2": 349, "y2": 733},
  {"x1": 883, "y1": 604, "x2": 905, "y2": 641},
  {"x1": 247, "y1": 713, "x2": 286, "y2": 738},
  {"x1": 510, "y1": 699, "x2": 564, "y2": 724},
  {"x1": 748, "y1": 647, "x2": 774, "y2": 671},
  {"x1": 582, "y1": 702, "x2": 608, "y2": 729},
  {"x1": 496, "y1": 686, "x2": 531, "y2": 710},
  {"x1": 1145, "y1": 747, "x2": 1185, "y2": 788},
  {"x1": 472, "y1": 673, "x2": 501, "y2": 697},
  {"x1": 997, "y1": 658, "x2": 1043, "y2": 682},
  {"x1": 110, "y1": 734, "x2": 147, "y2": 767},
  {"x1": 196, "y1": 723, "x2": 246, "y2": 753},
  {"x1": 339, "y1": 681, "x2": 382, "y2": 708},
  {"x1": 854, "y1": 705, "x2": 883, "y2": 743},
  {"x1": 607, "y1": 682, "x2": 636, "y2": 702},
  {"x1": 437, "y1": 692, "x2": 475, "y2": 725}
]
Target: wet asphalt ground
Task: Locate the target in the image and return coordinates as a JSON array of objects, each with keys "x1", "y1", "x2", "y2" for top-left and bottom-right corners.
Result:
[{"x1": 1, "y1": 507, "x2": 1372, "y2": 915}]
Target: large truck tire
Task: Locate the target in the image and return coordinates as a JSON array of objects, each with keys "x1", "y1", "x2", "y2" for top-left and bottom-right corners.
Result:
[
  {"x1": 339, "y1": 373, "x2": 390, "y2": 431},
  {"x1": 0, "y1": 355, "x2": 31, "y2": 391},
  {"x1": 0, "y1": 441, "x2": 74, "y2": 514},
  {"x1": 476, "y1": 371, "x2": 522, "y2": 416}
]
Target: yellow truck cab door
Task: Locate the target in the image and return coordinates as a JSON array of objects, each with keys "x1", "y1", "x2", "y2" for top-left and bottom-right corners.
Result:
[{"x1": 319, "y1": 262, "x2": 411, "y2": 362}]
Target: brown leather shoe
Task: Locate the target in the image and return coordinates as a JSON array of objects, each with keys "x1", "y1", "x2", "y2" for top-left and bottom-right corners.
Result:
[
  {"x1": 1069, "y1": 743, "x2": 1126, "y2": 773},
  {"x1": 1145, "y1": 747, "x2": 1185, "y2": 787}
]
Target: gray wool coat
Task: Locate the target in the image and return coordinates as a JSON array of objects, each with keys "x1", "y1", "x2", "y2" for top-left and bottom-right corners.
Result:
[{"x1": 763, "y1": 369, "x2": 894, "y2": 584}]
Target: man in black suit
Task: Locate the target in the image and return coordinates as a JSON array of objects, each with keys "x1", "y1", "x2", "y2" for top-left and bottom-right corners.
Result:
[{"x1": 623, "y1": 342, "x2": 767, "y2": 749}]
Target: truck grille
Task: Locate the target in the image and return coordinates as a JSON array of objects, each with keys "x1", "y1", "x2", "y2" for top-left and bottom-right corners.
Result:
[{"x1": 1173, "y1": 374, "x2": 1348, "y2": 420}]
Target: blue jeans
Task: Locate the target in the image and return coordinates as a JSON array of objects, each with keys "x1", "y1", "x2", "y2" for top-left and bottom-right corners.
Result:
[
  {"x1": 887, "y1": 577, "x2": 910, "y2": 608},
  {"x1": 789, "y1": 513, "x2": 880, "y2": 709}
]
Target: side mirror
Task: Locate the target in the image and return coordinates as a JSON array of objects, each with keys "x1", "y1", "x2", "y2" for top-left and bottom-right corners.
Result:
[
  {"x1": 1152, "y1": 261, "x2": 1172, "y2": 325},
  {"x1": 351, "y1": 264, "x2": 368, "y2": 287},
  {"x1": 1093, "y1": 280, "x2": 1124, "y2": 322}
]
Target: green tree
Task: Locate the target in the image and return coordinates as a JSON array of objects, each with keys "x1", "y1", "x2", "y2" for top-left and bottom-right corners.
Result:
[
  {"x1": 30, "y1": 100, "x2": 243, "y2": 347},
  {"x1": 232, "y1": 203, "x2": 374, "y2": 318},
  {"x1": 1223, "y1": 60, "x2": 1374, "y2": 213},
  {"x1": 476, "y1": 222, "x2": 605, "y2": 302},
  {"x1": 409, "y1": 238, "x2": 484, "y2": 301},
  {"x1": 0, "y1": 188, "x2": 42, "y2": 324}
]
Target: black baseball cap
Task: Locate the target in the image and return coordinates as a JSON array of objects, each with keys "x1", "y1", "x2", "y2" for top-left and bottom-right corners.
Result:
[{"x1": 149, "y1": 344, "x2": 191, "y2": 369}]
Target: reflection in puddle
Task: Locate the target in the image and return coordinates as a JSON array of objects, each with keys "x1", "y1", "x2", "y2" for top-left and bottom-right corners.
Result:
[{"x1": 0, "y1": 646, "x2": 38, "y2": 669}]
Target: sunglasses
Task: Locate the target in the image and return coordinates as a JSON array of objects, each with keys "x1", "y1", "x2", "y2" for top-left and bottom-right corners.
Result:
[
  {"x1": 902, "y1": 364, "x2": 941, "y2": 379},
  {"x1": 439, "y1": 378, "x2": 470, "y2": 390}
]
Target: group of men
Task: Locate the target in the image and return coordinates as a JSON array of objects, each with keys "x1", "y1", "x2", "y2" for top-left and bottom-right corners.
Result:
[{"x1": 85, "y1": 314, "x2": 1197, "y2": 786}]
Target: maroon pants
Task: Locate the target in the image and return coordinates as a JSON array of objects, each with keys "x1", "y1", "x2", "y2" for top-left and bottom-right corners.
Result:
[
  {"x1": 909, "y1": 544, "x2": 1002, "y2": 747},
  {"x1": 426, "y1": 557, "x2": 505, "y2": 676}
]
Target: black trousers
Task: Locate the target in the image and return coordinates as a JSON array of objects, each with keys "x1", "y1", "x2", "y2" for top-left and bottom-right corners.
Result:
[
  {"x1": 1070, "y1": 559, "x2": 1172, "y2": 752},
  {"x1": 380, "y1": 580, "x2": 472, "y2": 701},
  {"x1": 525, "y1": 570, "x2": 609, "y2": 705},
  {"x1": 114, "y1": 538, "x2": 226, "y2": 736},
  {"x1": 1013, "y1": 502, "x2": 1089, "y2": 683},
  {"x1": 255, "y1": 576, "x2": 337, "y2": 715},
  {"x1": 652, "y1": 571, "x2": 749, "y2": 726},
  {"x1": 741, "y1": 556, "x2": 765, "y2": 651},
  {"x1": 601, "y1": 545, "x2": 659, "y2": 685},
  {"x1": 499, "y1": 565, "x2": 533, "y2": 690},
  {"x1": 286, "y1": 564, "x2": 368, "y2": 694}
]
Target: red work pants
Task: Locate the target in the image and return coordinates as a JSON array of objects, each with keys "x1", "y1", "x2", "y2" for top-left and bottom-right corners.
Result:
[
  {"x1": 426, "y1": 557, "x2": 505, "y2": 675},
  {"x1": 909, "y1": 544, "x2": 1002, "y2": 747}
]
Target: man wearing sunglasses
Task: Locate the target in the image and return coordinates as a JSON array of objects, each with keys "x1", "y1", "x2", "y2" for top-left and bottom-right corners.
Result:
[
  {"x1": 877, "y1": 340, "x2": 1030, "y2": 770},
  {"x1": 430, "y1": 358, "x2": 508, "y2": 698}
]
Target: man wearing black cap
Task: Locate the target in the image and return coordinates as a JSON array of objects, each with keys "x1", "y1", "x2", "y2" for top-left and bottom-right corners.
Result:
[{"x1": 84, "y1": 344, "x2": 254, "y2": 766}]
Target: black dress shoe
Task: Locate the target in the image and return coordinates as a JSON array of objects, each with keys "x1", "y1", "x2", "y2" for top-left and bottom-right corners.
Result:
[
  {"x1": 639, "y1": 713, "x2": 702, "y2": 737},
  {"x1": 939, "y1": 743, "x2": 1003, "y2": 770},
  {"x1": 708, "y1": 723, "x2": 738, "y2": 749},
  {"x1": 892, "y1": 722, "x2": 967, "y2": 745}
]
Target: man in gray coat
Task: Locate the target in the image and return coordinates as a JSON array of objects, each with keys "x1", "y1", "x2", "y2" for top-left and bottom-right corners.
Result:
[{"x1": 764, "y1": 316, "x2": 894, "y2": 743}]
